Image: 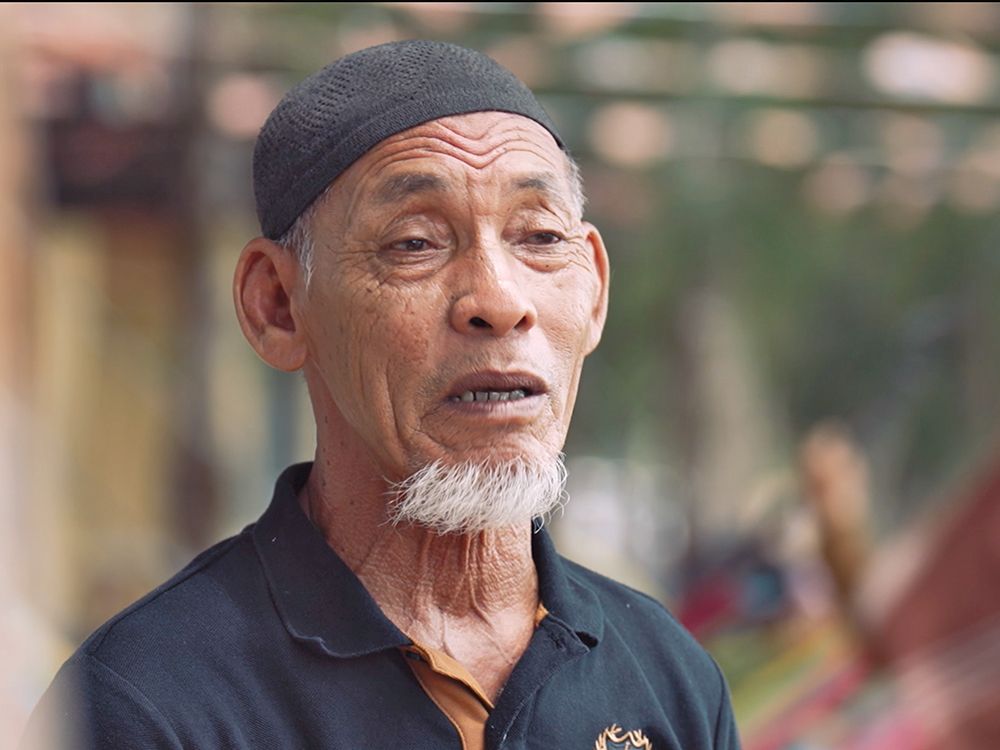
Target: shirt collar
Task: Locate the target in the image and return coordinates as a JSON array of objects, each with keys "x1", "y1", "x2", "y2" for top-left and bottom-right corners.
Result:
[
  {"x1": 530, "y1": 520, "x2": 604, "y2": 646},
  {"x1": 253, "y1": 462, "x2": 604, "y2": 658}
]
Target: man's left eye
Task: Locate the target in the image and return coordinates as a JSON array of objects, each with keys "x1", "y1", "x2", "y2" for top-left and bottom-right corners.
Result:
[{"x1": 524, "y1": 231, "x2": 563, "y2": 245}]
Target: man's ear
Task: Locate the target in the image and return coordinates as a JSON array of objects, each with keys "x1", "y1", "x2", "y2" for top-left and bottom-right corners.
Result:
[
  {"x1": 233, "y1": 237, "x2": 308, "y2": 371},
  {"x1": 582, "y1": 222, "x2": 610, "y2": 355}
]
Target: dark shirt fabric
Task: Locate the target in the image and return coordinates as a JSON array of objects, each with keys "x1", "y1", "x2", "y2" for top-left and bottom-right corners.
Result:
[{"x1": 23, "y1": 463, "x2": 740, "y2": 750}]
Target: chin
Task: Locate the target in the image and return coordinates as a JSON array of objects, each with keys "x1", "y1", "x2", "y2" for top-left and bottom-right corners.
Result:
[
  {"x1": 425, "y1": 434, "x2": 564, "y2": 469},
  {"x1": 432, "y1": 451, "x2": 550, "y2": 474},
  {"x1": 388, "y1": 452, "x2": 569, "y2": 535}
]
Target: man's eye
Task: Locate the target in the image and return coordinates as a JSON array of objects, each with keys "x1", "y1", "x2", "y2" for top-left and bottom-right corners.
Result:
[
  {"x1": 391, "y1": 238, "x2": 431, "y2": 252},
  {"x1": 525, "y1": 231, "x2": 563, "y2": 245}
]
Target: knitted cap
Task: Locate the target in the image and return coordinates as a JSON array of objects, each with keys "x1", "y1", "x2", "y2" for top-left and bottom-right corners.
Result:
[{"x1": 253, "y1": 40, "x2": 564, "y2": 240}]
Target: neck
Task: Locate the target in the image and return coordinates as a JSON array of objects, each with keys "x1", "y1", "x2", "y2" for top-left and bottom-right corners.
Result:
[
  {"x1": 304, "y1": 464, "x2": 537, "y2": 619},
  {"x1": 302, "y1": 435, "x2": 540, "y2": 698}
]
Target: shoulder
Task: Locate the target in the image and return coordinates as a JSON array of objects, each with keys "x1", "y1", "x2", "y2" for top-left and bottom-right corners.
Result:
[
  {"x1": 561, "y1": 555, "x2": 728, "y2": 692},
  {"x1": 23, "y1": 531, "x2": 268, "y2": 750},
  {"x1": 77, "y1": 527, "x2": 270, "y2": 680},
  {"x1": 561, "y1": 554, "x2": 690, "y2": 639},
  {"x1": 21, "y1": 651, "x2": 185, "y2": 750}
]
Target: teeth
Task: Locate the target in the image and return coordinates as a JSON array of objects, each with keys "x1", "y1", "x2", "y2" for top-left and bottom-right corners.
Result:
[{"x1": 452, "y1": 389, "x2": 530, "y2": 403}]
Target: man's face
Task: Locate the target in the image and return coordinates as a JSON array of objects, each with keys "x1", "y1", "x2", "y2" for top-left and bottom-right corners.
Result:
[{"x1": 297, "y1": 112, "x2": 608, "y2": 480}]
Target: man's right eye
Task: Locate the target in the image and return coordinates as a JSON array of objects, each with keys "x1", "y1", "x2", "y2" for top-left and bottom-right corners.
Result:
[{"x1": 391, "y1": 238, "x2": 431, "y2": 252}]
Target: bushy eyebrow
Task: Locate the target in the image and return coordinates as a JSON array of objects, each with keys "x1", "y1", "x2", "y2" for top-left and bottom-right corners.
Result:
[
  {"x1": 371, "y1": 172, "x2": 446, "y2": 205},
  {"x1": 510, "y1": 172, "x2": 572, "y2": 210},
  {"x1": 513, "y1": 173, "x2": 555, "y2": 192}
]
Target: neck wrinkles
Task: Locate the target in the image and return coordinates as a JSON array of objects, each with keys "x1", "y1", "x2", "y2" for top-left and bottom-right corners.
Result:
[{"x1": 303, "y1": 456, "x2": 539, "y2": 623}]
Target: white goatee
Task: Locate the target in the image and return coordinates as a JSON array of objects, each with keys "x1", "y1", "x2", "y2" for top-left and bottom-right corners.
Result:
[{"x1": 386, "y1": 455, "x2": 568, "y2": 535}]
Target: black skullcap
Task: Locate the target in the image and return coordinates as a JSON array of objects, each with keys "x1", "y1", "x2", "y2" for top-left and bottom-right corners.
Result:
[{"x1": 253, "y1": 40, "x2": 564, "y2": 240}]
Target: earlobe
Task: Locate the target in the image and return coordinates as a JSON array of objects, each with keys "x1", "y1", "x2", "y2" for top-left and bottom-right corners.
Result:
[
  {"x1": 583, "y1": 223, "x2": 610, "y2": 354},
  {"x1": 233, "y1": 237, "x2": 308, "y2": 371}
]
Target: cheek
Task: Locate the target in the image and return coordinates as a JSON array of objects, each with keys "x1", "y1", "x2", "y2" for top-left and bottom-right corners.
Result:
[
  {"x1": 382, "y1": 293, "x2": 438, "y2": 391},
  {"x1": 541, "y1": 271, "x2": 597, "y2": 361},
  {"x1": 303, "y1": 278, "x2": 382, "y2": 417},
  {"x1": 531, "y1": 272, "x2": 597, "y2": 436},
  {"x1": 328, "y1": 282, "x2": 438, "y2": 410}
]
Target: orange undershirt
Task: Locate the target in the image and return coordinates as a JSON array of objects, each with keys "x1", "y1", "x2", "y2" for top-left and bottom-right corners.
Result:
[{"x1": 400, "y1": 604, "x2": 548, "y2": 750}]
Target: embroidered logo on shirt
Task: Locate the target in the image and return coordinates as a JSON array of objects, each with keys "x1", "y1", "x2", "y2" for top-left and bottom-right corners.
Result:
[{"x1": 594, "y1": 723, "x2": 652, "y2": 749}]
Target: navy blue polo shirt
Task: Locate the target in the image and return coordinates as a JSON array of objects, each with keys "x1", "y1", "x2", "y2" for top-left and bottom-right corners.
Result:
[{"x1": 23, "y1": 463, "x2": 740, "y2": 749}]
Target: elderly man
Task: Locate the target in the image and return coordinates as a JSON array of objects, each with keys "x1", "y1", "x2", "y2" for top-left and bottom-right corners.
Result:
[{"x1": 25, "y1": 41, "x2": 739, "y2": 750}]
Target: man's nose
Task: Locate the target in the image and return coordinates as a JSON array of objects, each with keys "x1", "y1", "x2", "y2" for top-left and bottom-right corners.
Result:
[{"x1": 448, "y1": 244, "x2": 537, "y2": 337}]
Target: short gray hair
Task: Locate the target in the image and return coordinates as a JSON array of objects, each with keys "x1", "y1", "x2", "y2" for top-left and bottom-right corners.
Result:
[
  {"x1": 276, "y1": 184, "x2": 332, "y2": 285},
  {"x1": 278, "y1": 151, "x2": 586, "y2": 286}
]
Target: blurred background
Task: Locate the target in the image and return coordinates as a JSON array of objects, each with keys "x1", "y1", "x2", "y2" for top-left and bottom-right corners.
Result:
[{"x1": 2, "y1": 3, "x2": 1000, "y2": 748}]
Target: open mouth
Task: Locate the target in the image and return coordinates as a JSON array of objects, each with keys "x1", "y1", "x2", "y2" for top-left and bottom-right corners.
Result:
[
  {"x1": 449, "y1": 388, "x2": 532, "y2": 403},
  {"x1": 445, "y1": 371, "x2": 546, "y2": 405}
]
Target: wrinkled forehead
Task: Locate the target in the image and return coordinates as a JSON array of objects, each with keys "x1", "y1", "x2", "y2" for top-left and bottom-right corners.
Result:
[
  {"x1": 331, "y1": 112, "x2": 572, "y2": 210},
  {"x1": 360, "y1": 113, "x2": 562, "y2": 179}
]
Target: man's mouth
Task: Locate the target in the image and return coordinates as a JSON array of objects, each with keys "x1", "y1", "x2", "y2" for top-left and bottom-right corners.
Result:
[
  {"x1": 450, "y1": 389, "x2": 531, "y2": 403},
  {"x1": 445, "y1": 371, "x2": 547, "y2": 405}
]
